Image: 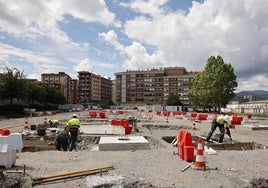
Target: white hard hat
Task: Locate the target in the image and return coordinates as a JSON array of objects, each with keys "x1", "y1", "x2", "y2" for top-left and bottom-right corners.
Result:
[
  {"x1": 72, "y1": 114, "x2": 78, "y2": 118},
  {"x1": 224, "y1": 115, "x2": 231, "y2": 122}
]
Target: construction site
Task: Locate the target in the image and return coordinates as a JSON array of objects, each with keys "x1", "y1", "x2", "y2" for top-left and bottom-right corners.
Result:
[{"x1": 0, "y1": 109, "x2": 268, "y2": 188}]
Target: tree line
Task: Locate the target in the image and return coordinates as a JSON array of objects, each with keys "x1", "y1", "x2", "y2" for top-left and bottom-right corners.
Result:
[
  {"x1": 0, "y1": 67, "x2": 66, "y2": 107},
  {"x1": 0, "y1": 55, "x2": 238, "y2": 113}
]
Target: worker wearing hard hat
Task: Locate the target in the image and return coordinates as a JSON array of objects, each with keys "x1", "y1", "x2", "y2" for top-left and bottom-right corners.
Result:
[
  {"x1": 205, "y1": 115, "x2": 232, "y2": 143},
  {"x1": 48, "y1": 119, "x2": 59, "y2": 128},
  {"x1": 66, "y1": 114, "x2": 81, "y2": 151}
]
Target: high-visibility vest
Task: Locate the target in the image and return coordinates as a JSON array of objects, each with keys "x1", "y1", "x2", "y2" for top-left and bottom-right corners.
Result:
[
  {"x1": 216, "y1": 116, "x2": 230, "y2": 128},
  {"x1": 67, "y1": 118, "x2": 80, "y2": 127}
]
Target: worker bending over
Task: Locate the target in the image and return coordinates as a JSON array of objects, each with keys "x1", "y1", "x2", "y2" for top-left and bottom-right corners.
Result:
[
  {"x1": 48, "y1": 119, "x2": 59, "y2": 128},
  {"x1": 67, "y1": 114, "x2": 81, "y2": 151},
  {"x1": 206, "y1": 115, "x2": 232, "y2": 143},
  {"x1": 55, "y1": 125, "x2": 70, "y2": 151}
]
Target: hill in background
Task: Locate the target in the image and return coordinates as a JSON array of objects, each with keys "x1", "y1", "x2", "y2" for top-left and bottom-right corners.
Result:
[{"x1": 234, "y1": 90, "x2": 268, "y2": 100}]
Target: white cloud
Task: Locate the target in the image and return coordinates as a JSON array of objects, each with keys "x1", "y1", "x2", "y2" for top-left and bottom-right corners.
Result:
[
  {"x1": 74, "y1": 58, "x2": 114, "y2": 73},
  {"x1": 122, "y1": 0, "x2": 268, "y2": 84},
  {"x1": 99, "y1": 30, "x2": 124, "y2": 51},
  {"x1": 120, "y1": 0, "x2": 169, "y2": 18},
  {"x1": 0, "y1": 57, "x2": 10, "y2": 72},
  {"x1": 75, "y1": 58, "x2": 93, "y2": 72},
  {"x1": 124, "y1": 42, "x2": 166, "y2": 69},
  {"x1": 0, "y1": 0, "x2": 267, "y2": 92}
]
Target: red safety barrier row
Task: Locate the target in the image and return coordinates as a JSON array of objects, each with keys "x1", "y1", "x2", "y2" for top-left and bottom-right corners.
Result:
[
  {"x1": 0, "y1": 129, "x2": 10, "y2": 136},
  {"x1": 177, "y1": 130, "x2": 194, "y2": 162},
  {"x1": 163, "y1": 111, "x2": 171, "y2": 116},
  {"x1": 89, "y1": 111, "x2": 106, "y2": 119},
  {"x1": 89, "y1": 111, "x2": 97, "y2": 118},
  {"x1": 156, "y1": 111, "x2": 161, "y2": 115},
  {"x1": 190, "y1": 113, "x2": 198, "y2": 118},
  {"x1": 231, "y1": 116, "x2": 243, "y2": 125},
  {"x1": 197, "y1": 113, "x2": 208, "y2": 121},
  {"x1": 111, "y1": 119, "x2": 132, "y2": 134}
]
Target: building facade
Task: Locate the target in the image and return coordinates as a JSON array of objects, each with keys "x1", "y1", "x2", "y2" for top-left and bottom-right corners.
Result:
[
  {"x1": 70, "y1": 79, "x2": 78, "y2": 104},
  {"x1": 41, "y1": 72, "x2": 72, "y2": 103},
  {"x1": 78, "y1": 71, "x2": 112, "y2": 105},
  {"x1": 115, "y1": 67, "x2": 199, "y2": 106}
]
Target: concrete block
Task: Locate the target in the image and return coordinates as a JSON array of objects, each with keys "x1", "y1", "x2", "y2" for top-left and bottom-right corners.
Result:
[{"x1": 99, "y1": 136, "x2": 150, "y2": 151}]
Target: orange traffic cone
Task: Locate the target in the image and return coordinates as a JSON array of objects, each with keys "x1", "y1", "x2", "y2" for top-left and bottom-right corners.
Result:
[
  {"x1": 193, "y1": 137, "x2": 205, "y2": 170},
  {"x1": 43, "y1": 116, "x2": 47, "y2": 124},
  {"x1": 24, "y1": 117, "x2": 29, "y2": 129},
  {"x1": 192, "y1": 122, "x2": 196, "y2": 130}
]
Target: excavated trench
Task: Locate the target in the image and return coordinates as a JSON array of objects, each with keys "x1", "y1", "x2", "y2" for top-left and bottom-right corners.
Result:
[{"x1": 162, "y1": 135, "x2": 265, "y2": 150}]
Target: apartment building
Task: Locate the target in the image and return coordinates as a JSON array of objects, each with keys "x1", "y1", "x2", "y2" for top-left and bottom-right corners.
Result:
[
  {"x1": 70, "y1": 79, "x2": 78, "y2": 104},
  {"x1": 41, "y1": 72, "x2": 72, "y2": 103},
  {"x1": 115, "y1": 67, "x2": 199, "y2": 106},
  {"x1": 77, "y1": 71, "x2": 112, "y2": 105}
]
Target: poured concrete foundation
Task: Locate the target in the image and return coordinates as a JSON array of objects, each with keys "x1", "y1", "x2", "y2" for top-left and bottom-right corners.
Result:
[{"x1": 98, "y1": 136, "x2": 150, "y2": 151}]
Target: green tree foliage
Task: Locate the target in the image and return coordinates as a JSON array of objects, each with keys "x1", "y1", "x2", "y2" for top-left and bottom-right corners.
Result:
[
  {"x1": 0, "y1": 67, "x2": 66, "y2": 106},
  {"x1": 166, "y1": 94, "x2": 183, "y2": 106},
  {"x1": 188, "y1": 55, "x2": 238, "y2": 112},
  {"x1": 42, "y1": 85, "x2": 66, "y2": 104},
  {"x1": 25, "y1": 81, "x2": 45, "y2": 105},
  {"x1": 0, "y1": 67, "x2": 27, "y2": 104}
]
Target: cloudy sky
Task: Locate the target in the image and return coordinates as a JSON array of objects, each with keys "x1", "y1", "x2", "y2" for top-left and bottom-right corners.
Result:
[{"x1": 0, "y1": 0, "x2": 267, "y2": 92}]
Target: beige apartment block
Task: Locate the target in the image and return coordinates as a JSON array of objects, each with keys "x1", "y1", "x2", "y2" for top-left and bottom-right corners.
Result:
[
  {"x1": 78, "y1": 71, "x2": 112, "y2": 105},
  {"x1": 115, "y1": 67, "x2": 199, "y2": 106},
  {"x1": 41, "y1": 72, "x2": 72, "y2": 103}
]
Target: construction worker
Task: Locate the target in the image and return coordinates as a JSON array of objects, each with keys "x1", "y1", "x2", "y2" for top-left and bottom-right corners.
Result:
[
  {"x1": 48, "y1": 119, "x2": 59, "y2": 128},
  {"x1": 55, "y1": 125, "x2": 70, "y2": 151},
  {"x1": 67, "y1": 114, "x2": 80, "y2": 151},
  {"x1": 205, "y1": 115, "x2": 232, "y2": 143}
]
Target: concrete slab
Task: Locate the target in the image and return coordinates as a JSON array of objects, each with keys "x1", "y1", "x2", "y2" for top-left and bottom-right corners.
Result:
[
  {"x1": 98, "y1": 136, "x2": 150, "y2": 151},
  {"x1": 80, "y1": 125, "x2": 125, "y2": 135}
]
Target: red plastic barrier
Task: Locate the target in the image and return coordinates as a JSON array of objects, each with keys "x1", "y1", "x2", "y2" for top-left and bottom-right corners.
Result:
[
  {"x1": 172, "y1": 111, "x2": 182, "y2": 116},
  {"x1": 111, "y1": 119, "x2": 121, "y2": 126},
  {"x1": 120, "y1": 119, "x2": 129, "y2": 127},
  {"x1": 181, "y1": 112, "x2": 186, "y2": 115},
  {"x1": 197, "y1": 113, "x2": 208, "y2": 121},
  {"x1": 156, "y1": 111, "x2": 161, "y2": 115},
  {"x1": 177, "y1": 130, "x2": 194, "y2": 162},
  {"x1": 231, "y1": 116, "x2": 243, "y2": 125},
  {"x1": 0, "y1": 129, "x2": 10, "y2": 136},
  {"x1": 163, "y1": 111, "x2": 170, "y2": 116},
  {"x1": 89, "y1": 111, "x2": 97, "y2": 118},
  {"x1": 111, "y1": 119, "x2": 132, "y2": 134},
  {"x1": 99, "y1": 112, "x2": 106, "y2": 119},
  {"x1": 190, "y1": 113, "x2": 197, "y2": 118},
  {"x1": 125, "y1": 126, "x2": 133, "y2": 134}
]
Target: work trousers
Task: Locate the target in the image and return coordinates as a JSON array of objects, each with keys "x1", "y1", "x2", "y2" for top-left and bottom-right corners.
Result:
[
  {"x1": 56, "y1": 134, "x2": 69, "y2": 151},
  {"x1": 206, "y1": 119, "x2": 231, "y2": 143},
  {"x1": 69, "y1": 126, "x2": 79, "y2": 151}
]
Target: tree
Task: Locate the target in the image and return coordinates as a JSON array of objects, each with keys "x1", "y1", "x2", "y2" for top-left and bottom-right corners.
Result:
[
  {"x1": 188, "y1": 55, "x2": 238, "y2": 112},
  {"x1": 0, "y1": 67, "x2": 27, "y2": 104},
  {"x1": 25, "y1": 81, "x2": 45, "y2": 105},
  {"x1": 166, "y1": 94, "x2": 183, "y2": 106}
]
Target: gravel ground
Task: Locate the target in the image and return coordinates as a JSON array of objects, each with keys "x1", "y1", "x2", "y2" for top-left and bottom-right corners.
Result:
[{"x1": 0, "y1": 110, "x2": 268, "y2": 188}]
